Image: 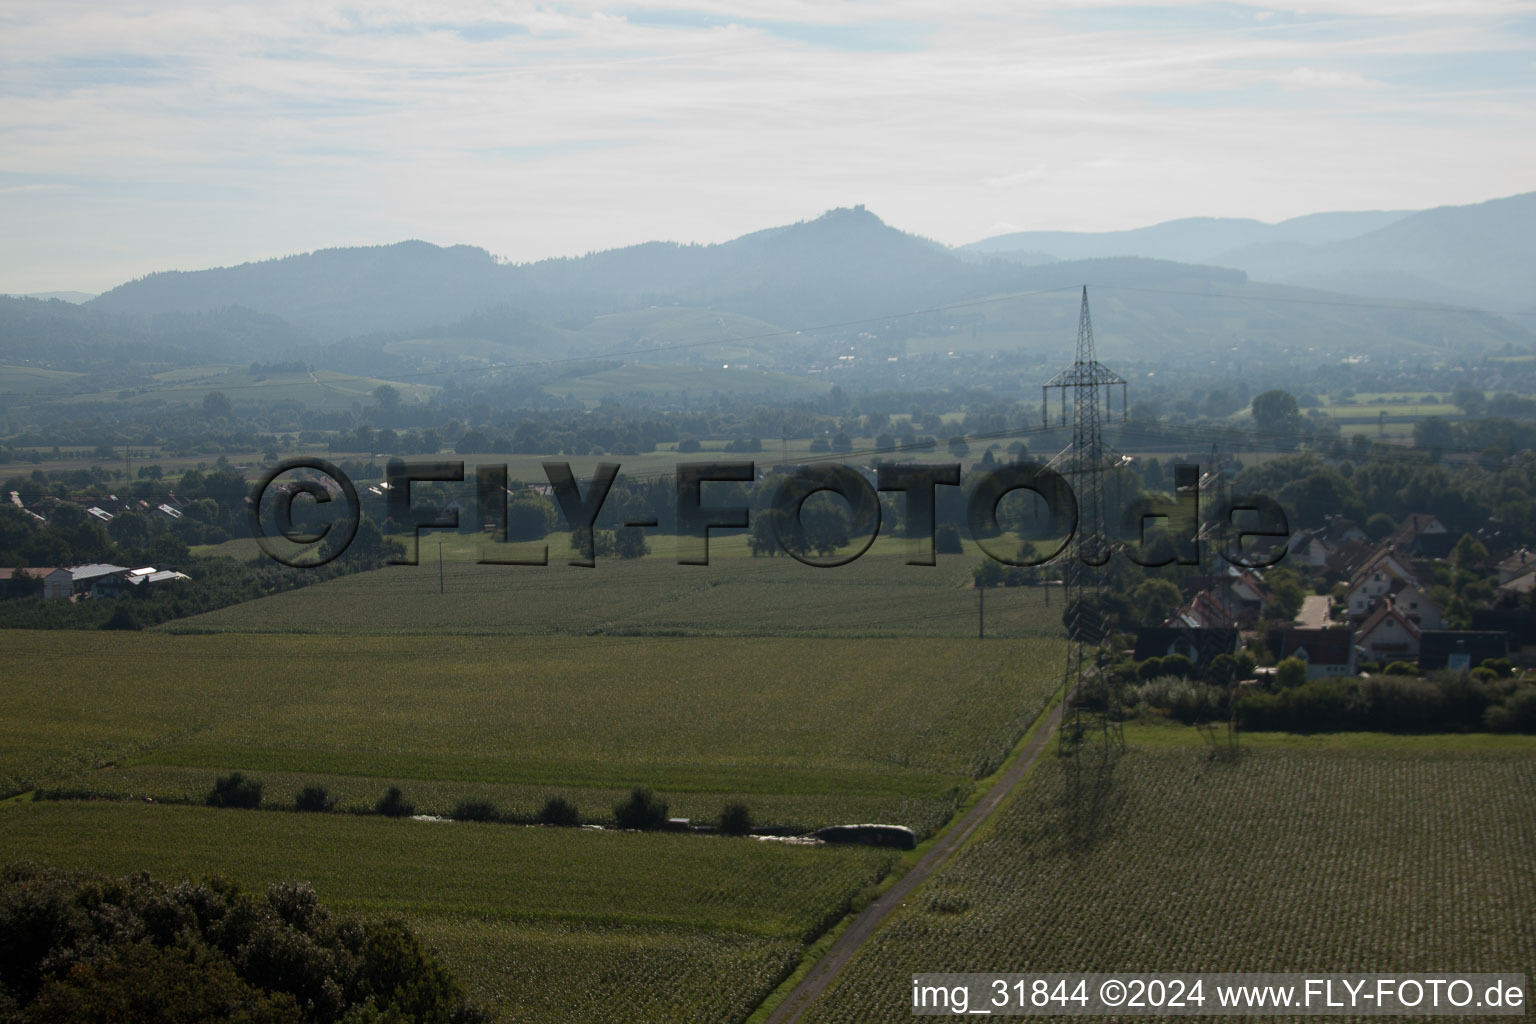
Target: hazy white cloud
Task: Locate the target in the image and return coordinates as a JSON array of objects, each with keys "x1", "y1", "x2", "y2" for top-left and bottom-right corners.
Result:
[
  {"x1": 0, "y1": 0, "x2": 1532, "y2": 290},
  {"x1": 983, "y1": 167, "x2": 1050, "y2": 187},
  {"x1": 1278, "y1": 66, "x2": 1387, "y2": 89}
]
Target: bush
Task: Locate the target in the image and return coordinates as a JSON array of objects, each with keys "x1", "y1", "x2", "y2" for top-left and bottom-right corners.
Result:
[
  {"x1": 206, "y1": 772, "x2": 262, "y2": 809},
  {"x1": 1383, "y1": 661, "x2": 1418, "y2": 676},
  {"x1": 613, "y1": 786, "x2": 668, "y2": 831},
  {"x1": 718, "y1": 801, "x2": 753, "y2": 836},
  {"x1": 100, "y1": 604, "x2": 142, "y2": 631},
  {"x1": 293, "y1": 785, "x2": 333, "y2": 813},
  {"x1": 452, "y1": 799, "x2": 499, "y2": 823},
  {"x1": 1483, "y1": 704, "x2": 1514, "y2": 731},
  {"x1": 1206, "y1": 653, "x2": 1237, "y2": 684},
  {"x1": 935, "y1": 525, "x2": 963, "y2": 554},
  {"x1": 1135, "y1": 677, "x2": 1224, "y2": 726},
  {"x1": 1161, "y1": 653, "x2": 1194, "y2": 679},
  {"x1": 1275, "y1": 657, "x2": 1308, "y2": 688},
  {"x1": 1505, "y1": 686, "x2": 1536, "y2": 732},
  {"x1": 1358, "y1": 675, "x2": 1444, "y2": 731},
  {"x1": 537, "y1": 796, "x2": 580, "y2": 827},
  {"x1": 1237, "y1": 678, "x2": 1362, "y2": 732},
  {"x1": 375, "y1": 786, "x2": 415, "y2": 818}
]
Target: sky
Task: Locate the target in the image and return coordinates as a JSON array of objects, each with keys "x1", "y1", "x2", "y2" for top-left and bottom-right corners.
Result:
[{"x1": 1, "y1": 0, "x2": 1534, "y2": 294}]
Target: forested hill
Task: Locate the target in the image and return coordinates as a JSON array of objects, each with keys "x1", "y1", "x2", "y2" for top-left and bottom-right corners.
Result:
[
  {"x1": 87, "y1": 207, "x2": 1009, "y2": 338},
  {"x1": 0, "y1": 203, "x2": 1519, "y2": 383}
]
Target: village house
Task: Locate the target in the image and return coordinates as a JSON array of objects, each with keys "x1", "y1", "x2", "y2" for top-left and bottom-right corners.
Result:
[
  {"x1": 1133, "y1": 626, "x2": 1240, "y2": 667},
  {"x1": 1209, "y1": 566, "x2": 1267, "y2": 626},
  {"x1": 0, "y1": 567, "x2": 73, "y2": 600},
  {"x1": 1387, "y1": 512, "x2": 1455, "y2": 559},
  {"x1": 1346, "y1": 546, "x2": 1419, "y2": 620},
  {"x1": 1355, "y1": 599, "x2": 1423, "y2": 664},
  {"x1": 1418, "y1": 631, "x2": 1509, "y2": 672},
  {"x1": 1275, "y1": 627, "x2": 1355, "y2": 679},
  {"x1": 1169, "y1": 589, "x2": 1238, "y2": 631},
  {"x1": 67, "y1": 563, "x2": 134, "y2": 598}
]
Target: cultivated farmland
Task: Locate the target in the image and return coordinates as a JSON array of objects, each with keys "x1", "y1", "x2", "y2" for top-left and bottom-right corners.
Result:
[
  {"x1": 166, "y1": 535, "x2": 1065, "y2": 639},
  {"x1": 799, "y1": 733, "x2": 1536, "y2": 1023},
  {"x1": 0, "y1": 626, "x2": 1064, "y2": 1019},
  {"x1": 0, "y1": 801, "x2": 893, "y2": 1024}
]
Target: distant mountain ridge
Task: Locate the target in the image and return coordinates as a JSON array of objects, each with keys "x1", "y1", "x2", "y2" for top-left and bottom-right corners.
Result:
[
  {"x1": 88, "y1": 207, "x2": 1024, "y2": 339},
  {"x1": 962, "y1": 211, "x2": 1410, "y2": 263},
  {"x1": 1213, "y1": 193, "x2": 1536, "y2": 313},
  {"x1": 963, "y1": 192, "x2": 1536, "y2": 314},
  {"x1": 50, "y1": 194, "x2": 1534, "y2": 379}
]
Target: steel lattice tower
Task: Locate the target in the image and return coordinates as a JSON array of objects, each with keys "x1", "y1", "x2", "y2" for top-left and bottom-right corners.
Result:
[{"x1": 1043, "y1": 288, "x2": 1127, "y2": 756}]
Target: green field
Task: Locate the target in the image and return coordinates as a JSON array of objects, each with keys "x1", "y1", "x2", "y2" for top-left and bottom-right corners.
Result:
[
  {"x1": 0, "y1": 362, "x2": 85, "y2": 394},
  {"x1": 799, "y1": 732, "x2": 1536, "y2": 1022},
  {"x1": 0, "y1": 621, "x2": 1063, "y2": 1019},
  {"x1": 0, "y1": 631, "x2": 1062, "y2": 830},
  {"x1": 0, "y1": 800, "x2": 892, "y2": 1023},
  {"x1": 49, "y1": 365, "x2": 438, "y2": 412},
  {"x1": 168, "y1": 531, "x2": 1065, "y2": 640}
]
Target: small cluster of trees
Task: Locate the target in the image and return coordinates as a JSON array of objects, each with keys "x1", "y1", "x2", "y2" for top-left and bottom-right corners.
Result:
[
  {"x1": 1236, "y1": 670, "x2": 1535, "y2": 733},
  {"x1": 194, "y1": 777, "x2": 757, "y2": 834},
  {"x1": 0, "y1": 862, "x2": 489, "y2": 1023}
]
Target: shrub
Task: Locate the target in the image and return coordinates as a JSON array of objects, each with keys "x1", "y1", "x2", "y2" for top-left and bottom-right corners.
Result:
[
  {"x1": 375, "y1": 786, "x2": 415, "y2": 818},
  {"x1": 1137, "y1": 657, "x2": 1165, "y2": 681},
  {"x1": 1358, "y1": 675, "x2": 1444, "y2": 731},
  {"x1": 293, "y1": 785, "x2": 333, "y2": 813},
  {"x1": 100, "y1": 605, "x2": 142, "y2": 631},
  {"x1": 1161, "y1": 653, "x2": 1194, "y2": 679},
  {"x1": 1483, "y1": 704, "x2": 1515, "y2": 732},
  {"x1": 452, "y1": 799, "x2": 499, "y2": 823},
  {"x1": 1237, "y1": 678, "x2": 1363, "y2": 732},
  {"x1": 206, "y1": 772, "x2": 262, "y2": 809},
  {"x1": 1135, "y1": 677, "x2": 1224, "y2": 726},
  {"x1": 1383, "y1": 661, "x2": 1418, "y2": 676},
  {"x1": 1506, "y1": 686, "x2": 1536, "y2": 732},
  {"x1": 613, "y1": 786, "x2": 668, "y2": 830},
  {"x1": 718, "y1": 801, "x2": 752, "y2": 836},
  {"x1": 537, "y1": 796, "x2": 580, "y2": 827},
  {"x1": 1275, "y1": 657, "x2": 1308, "y2": 688},
  {"x1": 1480, "y1": 657, "x2": 1514, "y2": 678}
]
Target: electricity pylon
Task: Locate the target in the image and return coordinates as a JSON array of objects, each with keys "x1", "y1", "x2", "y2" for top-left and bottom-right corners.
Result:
[{"x1": 1043, "y1": 287, "x2": 1127, "y2": 757}]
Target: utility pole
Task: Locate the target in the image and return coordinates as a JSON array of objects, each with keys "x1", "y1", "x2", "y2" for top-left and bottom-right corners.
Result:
[
  {"x1": 438, "y1": 539, "x2": 444, "y2": 595},
  {"x1": 978, "y1": 585, "x2": 985, "y2": 640}
]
